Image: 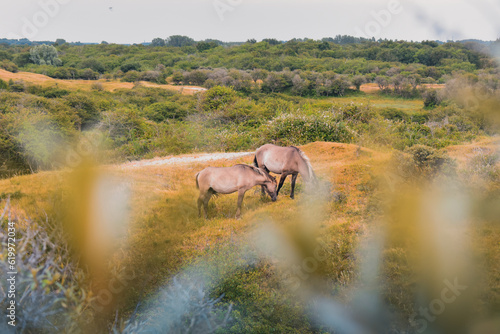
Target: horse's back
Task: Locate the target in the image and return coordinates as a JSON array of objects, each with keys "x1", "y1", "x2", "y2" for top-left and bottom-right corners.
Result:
[
  {"x1": 256, "y1": 144, "x2": 301, "y2": 173},
  {"x1": 197, "y1": 166, "x2": 245, "y2": 194}
]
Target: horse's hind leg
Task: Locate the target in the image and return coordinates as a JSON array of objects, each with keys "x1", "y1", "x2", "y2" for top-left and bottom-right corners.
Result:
[
  {"x1": 290, "y1": 173, "x2": 298, "y2": 199},
  {"x1": 197, "y1": 195, "x2": 203, "y2": 218},
  {"x1": 277, "y1": 173, "x2": 288, "y2": 196},
  {"x1": 203, "y1": 191, "x2": 213, "y2": 219},
  {"x1": 198, "y1": 191, "x2": 207, "y2": 218}
]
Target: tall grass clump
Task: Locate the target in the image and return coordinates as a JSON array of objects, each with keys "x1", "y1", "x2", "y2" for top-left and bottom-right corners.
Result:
[{"x1": 0, "y1": 199, "x2": 92, "y2": 333}]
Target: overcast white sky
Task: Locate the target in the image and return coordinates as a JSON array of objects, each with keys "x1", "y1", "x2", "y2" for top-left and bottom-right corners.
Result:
[{"x1": 1, "y1": 0, "x2": 499, "y2": 43}]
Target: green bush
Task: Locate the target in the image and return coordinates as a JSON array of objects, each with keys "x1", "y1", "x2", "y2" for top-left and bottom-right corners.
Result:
[
  {"x1": 143, "y1": 102, "x2": 188, "y2": 122},
  {"x1": 392, "y1": 145, "x2": 456, "y2": 181},
  {"x1": 64, "y1": 93, "x2": 101, "y2": 129},
  {"x1": 381, "y1": 108, "x2": 408, "y2": 122},
  {"x1": 423, "y1": 89, "x2": 441, "y2": 108},
  {"x1": 262, "y1": 113, "x2": 353, "y2": 145},
  {"x1": 8, "y1": 79, "x2": 25, "y2": 92},
  {"x1": 0, "y1": 60, "x2": 18, "y2": 73},
  {"x1": 203, "y1": 86, "x2": 237, "y2": 111}
]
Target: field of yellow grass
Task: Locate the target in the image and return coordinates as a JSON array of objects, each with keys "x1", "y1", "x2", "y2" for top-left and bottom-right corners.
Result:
[{"x1": 0, "y1": 142, "x2": 385, "y2": 301}]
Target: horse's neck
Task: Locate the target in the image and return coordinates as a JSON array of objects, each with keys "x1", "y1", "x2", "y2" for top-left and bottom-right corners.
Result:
[{"x1": 256, "y1": 175, "x2": 268, "y2": 186}]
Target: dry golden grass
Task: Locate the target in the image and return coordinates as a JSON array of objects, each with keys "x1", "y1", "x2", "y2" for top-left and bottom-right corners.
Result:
[
  {"x1": 0, "y1": 142, "x2": 384, "y2": 295},
  {"x1": 1, "y1": 139, "x2": 498, "y2": 322},
  {"x1": 0, "y1": 69, "x2": 205, "y2": 95}
]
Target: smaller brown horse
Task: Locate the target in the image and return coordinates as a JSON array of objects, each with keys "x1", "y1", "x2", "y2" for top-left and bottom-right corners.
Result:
[
  {"x1": 196, "y1": 164, "x2": 277, "y2": 219},
  {"x1": 253, "y1": 144, "x2": 317, "y2": 199}
]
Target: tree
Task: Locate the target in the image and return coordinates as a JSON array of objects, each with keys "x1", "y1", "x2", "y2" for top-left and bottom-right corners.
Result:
[
  {"x1": 196, "y1": 41, "x2": 218, "y2": 52},
  {"x1": 262, "y1": 73, "x2": 286, "y2": 93},
  {"x1": 184, "y1": 70, "x2": 208, "y2": 85},
  {"x1": 54, "y1": 38, "x2": 66, "y2": 46},
  {"x1": 151, "y1": 38, "x2": 166, "y2": 47},
  {"x1": 291, "y1": 74, "x2": 309, "y2": 96},
  {"x1": 318, "y1": 41, "x2": 331, "y2": 51},
  {"x1": 262, "y1": 38, "x2": 281, "y2": 46},
  {"x1": 120, "y1": 62, "x2": 141, "y2": 73},
  {"x1": 29, "y1": 45, "x2": 62, "y2": 66},
  {"x1": 79, "y1": 59, "x2": 105, "y2": 73},
  {"x1": 166, "y1": 35, "x2": 195, "y2": 47},
  {"x1": 423, "y1": 89, "x2": 440, "y2": 108},
  {"x1": 352, "y1": 75, "x2": 367, "y2": 91},
  {"x1": 375, "y1": 76, "x2": 390, "y2": 91},
  {"x1": 172, "y1": 71, "x2": 184, "y2": 84}
]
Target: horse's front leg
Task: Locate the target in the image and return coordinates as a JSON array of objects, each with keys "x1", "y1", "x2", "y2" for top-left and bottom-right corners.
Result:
[
  {"x1": 277, "y1": 173, "x2": 288, "y2": 196},
  {"x1": 235, "y1": 189, "x2": 246, "y2": 219},
  {"x1": 290, "y1": 174, "x2": 298, "y2": 199}
]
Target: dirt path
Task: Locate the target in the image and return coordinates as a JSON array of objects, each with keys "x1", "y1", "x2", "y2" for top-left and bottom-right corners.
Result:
[
  {"x1": 0, "y1": 69, "x2": 207, "y2": 95},
  {"x1": 359, "y1": 83, "x2": 445, "y2": 93},
  {"x1": 120, "y1": 151, "x2": 253, "y2": 169}
]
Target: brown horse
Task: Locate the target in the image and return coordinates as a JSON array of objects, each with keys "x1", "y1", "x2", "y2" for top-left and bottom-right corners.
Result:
[
  {"x1": 253, "y1": 144, "x2": 316, "y2": 199},
  {"x1": 196, "y1": 164, "x2": 277, "y2": 219}
]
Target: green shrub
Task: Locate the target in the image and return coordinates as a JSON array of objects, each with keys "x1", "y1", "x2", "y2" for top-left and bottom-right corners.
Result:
[
  {"x1": 392, "y1": 145, "x2": 456, "y2": 181},
  {"x1": 143, "y1": 102, "x2": 188, "y2": 122},
  {"x1": 0, "y1": 60, "x2": 18, "y2": 73},
  {"x1": 8, "y1": 79, "x2": 25, "y2": 92},
  {"x1": 423, "y1": 89, "x2": 441, "y2": 108},
  {"x1": 203, "y1": 86, "x2": 237, "y2": 111},
  {"x1": 26, "y1": 85, "x2": 70, "y2": 98},
  {"x1": 121, "y1": 70, "x2": 141, "y2": 82},
  {"x1": 262, "y1": 113, "x2": 353, "y2": 145},
  {"x1": 381, "y1": 108, "x2": 408, "y2": 122},
  {"x1": 0, "y1": 78, "x2": 7, "y2": 90},
  {"x1": 64, "y1": 93, "x2": 101, "y2": 129}
]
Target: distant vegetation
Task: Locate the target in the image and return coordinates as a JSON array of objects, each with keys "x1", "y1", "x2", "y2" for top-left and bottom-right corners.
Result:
[
  {"x1": 0, "y1": 35, "x2": 499, "y2": 178},
  {"x1": 0, "y1": 36, "x2": 497, "y2": 89}
]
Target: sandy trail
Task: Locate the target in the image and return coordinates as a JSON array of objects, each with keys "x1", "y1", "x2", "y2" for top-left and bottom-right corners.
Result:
[{"x1": 120, "y1": 151, "x2": 254, "y2": 169}]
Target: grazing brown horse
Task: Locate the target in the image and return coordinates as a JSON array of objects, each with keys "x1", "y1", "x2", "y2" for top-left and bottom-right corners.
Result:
[
  {"x1": 253, "y1": 144, "x2": 316, "y2": 199},
  {"x1": 196, "y1": 164, "x2": 277, "y2": 219}
]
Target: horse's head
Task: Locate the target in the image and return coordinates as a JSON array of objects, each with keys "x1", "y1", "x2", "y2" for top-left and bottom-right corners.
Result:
[{"x1": 264, "y1": 174, "x2": 277, "y2": 202}]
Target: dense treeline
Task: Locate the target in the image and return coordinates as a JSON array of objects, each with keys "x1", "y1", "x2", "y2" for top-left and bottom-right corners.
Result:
[{"x1": 0, "y1": 38, "x2": 497, "y2": 84}]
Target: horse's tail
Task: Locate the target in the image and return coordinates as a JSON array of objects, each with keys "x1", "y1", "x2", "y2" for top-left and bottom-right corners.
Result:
[
  {"x1": 195, "y1": 172, "x2": 200, "y2": 189},
  {"x1": 296, "y1": 148, "x2": 316, "y2": 182}
]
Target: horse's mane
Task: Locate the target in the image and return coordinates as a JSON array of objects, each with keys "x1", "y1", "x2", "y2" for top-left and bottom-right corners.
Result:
[
  {"x1": 290, "y1": 146, "x2": 316, "y2": 181},
  {"x1": 237, "y1": 164, "x2": 268, "y2": 178}
]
